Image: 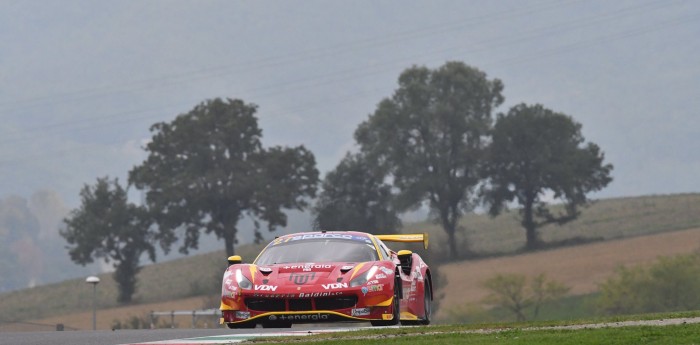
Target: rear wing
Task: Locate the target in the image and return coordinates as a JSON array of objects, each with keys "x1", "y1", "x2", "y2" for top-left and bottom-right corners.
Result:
[{"x1": 375, "y1": 233, "x2": 429, "y2": 250}]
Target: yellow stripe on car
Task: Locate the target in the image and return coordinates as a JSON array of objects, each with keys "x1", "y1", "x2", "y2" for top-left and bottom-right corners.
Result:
[
  {"x1": 249, "y1": 265, "x2": 257, "y2": 282},
  {"x1": 349, "y1": 262, "x2": 366, "y2": 280},
  {"x1": 372, "y1": 296, "x2": 393, "y2": 307},
  {"x1": 400, "y1": 311, "x2": 419, "y2": 320}
]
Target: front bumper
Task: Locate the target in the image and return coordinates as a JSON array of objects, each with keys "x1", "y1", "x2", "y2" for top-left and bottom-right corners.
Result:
[
  {"x1": 220, "y1": 292, "x2": 394, "y2": 325},
  {"x1": 221, "y1": 309, "x2": 395, "y2": 325}
]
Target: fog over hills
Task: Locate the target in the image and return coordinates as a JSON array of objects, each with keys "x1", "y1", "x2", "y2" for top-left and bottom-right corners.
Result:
[{"x1": 1, "y1": 1, "x2": 698, "y2": 289}]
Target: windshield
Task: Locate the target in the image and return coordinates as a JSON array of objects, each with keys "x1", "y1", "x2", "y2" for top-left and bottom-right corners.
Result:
[{"x1": 255, "y1": 239, "x2": 379, "y2": 265}]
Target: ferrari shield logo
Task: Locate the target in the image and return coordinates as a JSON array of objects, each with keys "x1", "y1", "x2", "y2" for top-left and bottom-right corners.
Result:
[{"x1": 290, "y1": 272, "x2": 316, "y2": 285}]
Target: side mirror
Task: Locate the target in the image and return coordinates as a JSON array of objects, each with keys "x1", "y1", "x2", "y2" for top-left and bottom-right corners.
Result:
[
  {"x1": 227, "y1": 255, "x2": 242, "y2": 266},
  {"x1": 397, "y1": 250, "x2": 412, "y2": 275}
]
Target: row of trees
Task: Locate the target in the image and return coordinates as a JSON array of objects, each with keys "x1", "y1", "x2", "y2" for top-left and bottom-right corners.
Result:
[
  {"x1": 61, "y1": 99, "x2": 318, "y2": 303},
  {"x1": 315, "y1": 62, "x2": 612, "y2": 258},
  {"x1": 61, "y1": 61, "x2": 612, "y2": 303}
]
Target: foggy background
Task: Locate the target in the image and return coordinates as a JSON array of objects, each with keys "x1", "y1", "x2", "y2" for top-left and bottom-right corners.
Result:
[{"x1": 0, "y1": 0, "x2": 698, "y2": 291}]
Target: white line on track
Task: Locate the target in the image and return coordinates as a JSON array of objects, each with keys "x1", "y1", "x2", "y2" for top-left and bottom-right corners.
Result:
[{"x1": 123, "y1": 327, "x2": 379, "y2": 345}]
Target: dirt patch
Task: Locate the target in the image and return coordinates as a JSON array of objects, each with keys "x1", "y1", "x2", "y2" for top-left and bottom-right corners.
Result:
[{"x1": 436, "y1": 227, "x2": 700, "y2": 319}]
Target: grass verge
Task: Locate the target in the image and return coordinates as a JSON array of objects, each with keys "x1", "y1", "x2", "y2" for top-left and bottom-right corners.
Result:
[{"x1": 250, "y1": 312, "x2": 700, "y2": 344}]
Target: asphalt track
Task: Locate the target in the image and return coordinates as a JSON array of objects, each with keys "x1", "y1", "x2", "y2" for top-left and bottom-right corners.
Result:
[
  {"x1": 0, "y1": 325, "x2": 361, "y2": 345},
  {"x1": 6, "y1": 318, "x2": 700, "y2": 344}
]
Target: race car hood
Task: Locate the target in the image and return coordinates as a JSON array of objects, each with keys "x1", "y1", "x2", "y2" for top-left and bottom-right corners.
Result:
[
  {"x1": 225, "y1": 262, "x2": 376, "y2": 289},
  {"x1": 254, "y1": 263, "x2": 359, "y2": 286}
]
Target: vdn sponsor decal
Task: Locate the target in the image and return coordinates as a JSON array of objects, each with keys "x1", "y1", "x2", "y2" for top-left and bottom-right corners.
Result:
[
  {"x1": 254, "y1": 285, "x2": 278, "y2": 291},
  {"x1": 290, "y1": 272, "x2": 316, "y2": 285},
  {"x1": 322, "y1": 283, "x2": 348, "y2": 290}
]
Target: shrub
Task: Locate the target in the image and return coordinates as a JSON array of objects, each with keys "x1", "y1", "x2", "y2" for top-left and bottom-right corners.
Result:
[
  {"x1": 111, "y1": 313, "x2": 157, "y2": 330},
  {"x1": 597, "y1": 251, "x2": 700, "y2": 315}
]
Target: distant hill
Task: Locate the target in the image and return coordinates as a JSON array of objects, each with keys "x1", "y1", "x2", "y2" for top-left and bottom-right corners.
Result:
[
  {"x1": 2, "y1": 193, "x2": 700, "y2": 329},
  {"x1": 404, "y1": 193, "x2": 700, "y2": 261}
]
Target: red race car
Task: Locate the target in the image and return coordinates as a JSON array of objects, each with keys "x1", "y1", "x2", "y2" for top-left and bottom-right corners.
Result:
[{"x1": 220, "y1": 231, "x2": 432, "y2": 328}]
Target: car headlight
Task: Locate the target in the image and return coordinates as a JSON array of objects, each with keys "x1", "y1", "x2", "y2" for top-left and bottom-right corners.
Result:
[
  {"x1": 349, "y1": 266, "x2": 378, "y2": 287},
  {"x1": 236, "y1": 269, "x2": 253, "y2": 290}
]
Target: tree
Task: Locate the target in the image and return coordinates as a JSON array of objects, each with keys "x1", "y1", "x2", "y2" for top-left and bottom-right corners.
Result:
[
  {"x1": 483, "y1": 273, "x2": 529, "y2": 321},
  {"x1": 530, "y1": 273, "x2": 570, "y2": 319},
  {"x1": 355, "y1": 61, "x2": 504, "y2": 260},
  {"x1": 313, "y1": 152, "x2": 400, "y2": 234},
  {"x1": 484, "y1": 104, "x2": 613, "y2": 250},
  {"x1": 61, "y1": 177, "x2": 154, "y2": 303},
  {"x1": 129, "y1": 98, "x2": 319, "y2": 257},
  {"x1": 482, "y1": 273, "x2": 569, "y2": 321}
]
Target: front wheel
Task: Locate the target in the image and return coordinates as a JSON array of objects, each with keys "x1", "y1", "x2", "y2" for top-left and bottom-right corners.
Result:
[
  {"x1": 371, "y1": 278, "x2": 401, "y2": 326},
  {"x1": 401, "y1": 278, "x2": 431, "y2": 326}
]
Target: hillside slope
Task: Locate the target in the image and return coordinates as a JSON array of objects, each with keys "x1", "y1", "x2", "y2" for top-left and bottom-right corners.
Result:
[
  {"x1": 4, "y1": 193, "x2": 700, "y2": 330},
  {"x1": 25, "y1": 227, "x2": 700, "y2": 330},
  {"x1": 405, "y1": 193, "x2": 700, "y2": 260},
  {"x1": 436, "y1": 227, "x2": 700, "y2": 320}
]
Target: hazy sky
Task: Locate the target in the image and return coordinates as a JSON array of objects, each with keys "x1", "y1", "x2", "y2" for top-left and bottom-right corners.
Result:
[{"x1": 1, "y1": 0, "x2": 699, "y2": 209}]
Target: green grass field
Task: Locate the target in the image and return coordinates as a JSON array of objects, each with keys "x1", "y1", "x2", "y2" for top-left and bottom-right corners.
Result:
[
  {"x1": 289, "y1": 325, "x2": 700, "y2": 345},
  {"x1": 248, "y1": 311, "x2": 700, "y2": 344},
  {"x1": 247, "y1": 315, "x2": 700, "y2": 345}
]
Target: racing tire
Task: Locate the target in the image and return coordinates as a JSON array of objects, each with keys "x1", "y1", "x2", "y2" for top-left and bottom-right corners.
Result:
[
  {"x1": 419, "y1": 278, "x2": 432, "y2": 325},
  {"x1": 370, "y1": 278, "x2": 401, "y2": 326},
  {"x1": 401, "y1": 278, "x2": 431, "y2": 326}
]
